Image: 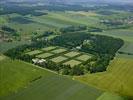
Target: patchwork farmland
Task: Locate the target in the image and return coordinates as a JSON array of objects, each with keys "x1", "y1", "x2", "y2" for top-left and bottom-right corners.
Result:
[
  {"x1": 0, "y1": 55, "x2": 103, "y2": 100},
  {"x1": 25, "y1": 46, "x2": 93, "y2": 67}
]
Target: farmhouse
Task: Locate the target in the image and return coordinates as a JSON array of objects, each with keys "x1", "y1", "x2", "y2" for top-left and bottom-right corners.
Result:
[{"x1": 32, "y1": 58, "x2": 46, "y2": 64}]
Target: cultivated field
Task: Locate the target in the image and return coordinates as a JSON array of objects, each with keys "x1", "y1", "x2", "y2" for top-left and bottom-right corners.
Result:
[
  {"x1": 41, "y1": 46, "x2": 57, "y2": 51},
  {"x1": 119, "y1": 41, "x2": 133, "y2": 54},
  {"x1": 75, "y1": 55, "x2": 133, "y2": 97},
  {"x1": 64, "y1": 60, "x2": 82, "y2": 67},
  {"x1": 64, "y1": 51, "x2": 80, "y2": 57},
  {"x1": 0, "y1": 56, "x2": 45, "y2": 97},
  {"x1": 51, "y1": 56, "x2": 68, "y2": 63},
  {"x1": 76, "y1": 54, "x2": 92, "y2": 61},
  {"x1": 0, "y1": 11, "x2": 100, "y2": 36},
  {"x1": 36, "y1": 53, "x2": 54, "y2": 58},
  {"x1": 51, "y1": 48, "x2": 67, "y2": 54},
  {"x1": 26, "y1": 46, "x2": 93, "y2": 67},
  {"x1": 0, "y1": 41, "x2": 28, "y2": 53},
  {"x1": 26, "y1": 50, "x2": 42, "y2": 55},
  {"x1": 0, "y1": 55, "x2": 103, "y2": 100}
]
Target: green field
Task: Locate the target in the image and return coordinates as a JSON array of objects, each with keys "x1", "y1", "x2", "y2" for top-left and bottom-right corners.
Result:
[
  {"x1": 51, "y1": 56, "x2": 68, "y2": 63},
  {"x1": 0, "y1": 11, "x2": 100, "y2": 36},
  {"x1": 64, "y1": 60, "x2": 82, "y2": 67},
  {"x1": 0, "y1": 41, "x2": 28, "y2": 53},
  {"x1": 119, "y1": 41, "x2": 133, "y2": 54},
  {"x1": 0, "y1": 55, "x2": 103, "y2": 100},
  {"x1": 41, "y1": 46, "x2": 57, "y2": 51},
  {"x1": 36, "y1": 53, "x2": 54, "y2": 58},
  {"x1": 75, "y1": 55, "x2": 133, "y2": 97},
  {"x1": 97, "y1": 92, "x2": 125, "y2": 100},
  {"x1": 0, "y1": 56, "x2": 45, "y2": 97},
  {"x1": 26, "y1": 50, "x2": 42, "y2": 55},
  {"x1": 64, "y1": 51, "x2": 80, "y2": 57},
  {"x1": 27, "y1": 46, "x2": 93, "y2": 67},
  {"x1": 76, "y1": 54, "x2": 92, "y2": 61},
  {"x1": 93, "y1": 29, "x2": 133, "y2": 42},
  {"x1": 51, "y1": 48, "x2": 67, "y2": 54}
]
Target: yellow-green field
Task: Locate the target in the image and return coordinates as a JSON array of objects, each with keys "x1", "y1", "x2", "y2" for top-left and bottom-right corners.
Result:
[
  {"x1": 64, "y1": 51, "x2": 81, "y2": 57},
  {"x1": 41, "y1": 46, "x2": 57, "y2": 51},
  {"x1": 76, "y1": 54, "x2": 92, "y2": 61},
  {"x1": 75, "y1": 55, "x2": 133, "y2": 97},
  {"x1": 51, "y1": 56, "x2": 68, "y2": 63},
  {"x1": 51, "y1": 48, "x2": 67, "y2": 54},
  {"x1": 26, "y1": 50, "x2": 42, "y2": 55},
  {"x1": 36, "y1": 53, "x2": 54, "y2": 58},
  {"x1": 64, "y1": 60, "x2": 82, "y2": 67},
  {"x1": 26, "y1": 46, "x2": 93, "y2": 67},
  {"x1": 0, "y1": 55, "x2": 103, "y2": 100}
]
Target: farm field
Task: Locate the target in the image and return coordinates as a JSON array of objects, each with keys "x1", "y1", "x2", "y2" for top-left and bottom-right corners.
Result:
[
  {"x1": 1, "y1": 1, "x2": 133, "y2": 99},
  {"x1": 41, "y1": 46, "x2": 57, "y2": 51},
  {"x1": 64, "y1": 60, "x2": 82, "y2": 67},
  {"x1": 64, "y1": 51, "x2": 81, "y2": 57},
  {"x1": 51, "y1": 48, "x2": 67, "y2": 54},
  {"x1": 118, "y1": 41, "x2": 133, "y2": 54},
  {"x1": 0, "y1": 41, "x2": 29, "y2": 53},
  {"x1": 26, "y1": 50, "x2": 42, "y2": 55},
  {"x1": 76, "y1": 54, "x2": 92, "y2": 61},
  {"x1": 97, "y1": 92, "x2": 125, "y2": 100},
  {"x1": 36, "y1": 53, "x2": 54, "y2": 58},
  {"x1": 0, "y1": 55, "x2": 45, "y2": 97},
  {"x1": 0, "y1": 11, "x2": 101, "y2": 36},
  {"x1": 51, "y1": 56, "x2": 68, "y2": 63},
  {"x1": 0, "y1": 55, "x2": 103, "y2": 100},
  {"x1": 26, "y1": 46, "x2": 93, "y2": 67},
  {"x1": 93, "y1": 29, "x2": 133, "y2": 42},
  {"x1": 74, "y1": 55, "x2": 133, "y2": 97}
]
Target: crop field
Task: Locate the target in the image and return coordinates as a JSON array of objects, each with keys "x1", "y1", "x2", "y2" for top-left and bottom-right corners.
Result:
[
  {"x1": 41, "y1": 46, "x2": 57, "y2": 51},
  {"x1": 26, "y1": 46, "x2": 93, "y2": 67},
  {"x1": 26, "y1": 50, "x2": 42, "y2": 55},
  {"x1": 0, "y1": 54, "x2": 5, "y2": 61},
  {"x1": 64, "y1": 51, "x2": 81, "y2": 57},
  {"x1": 119, "y1": 41, "x2": 133, "y2": 54},
  {"x1": 64, "y1": 60, "x2": 82, "y2": 67},
  {"x1": 76, "y1": 54, "x2": 92, "y2": 61},
  {"x1": 36, "y1": 53, "x2": 54, "y2": 58},
  {"x1": 75, "y1": 55, "x2": 133, "y2": 97},
  {"x1": 0, "y1": 11, "x2": 101, "y2": 36},
  {"x1": 51, "y1": 48, "x2": 67, "y2": 54},
  {"x1": 51, "y1": 56, "x2": 68, "y2": 63},
  {"x1": 97, "y1": 92, "x2": 124, "y2": 100},
  {"x1": 0, "y1": 55, "x2": 103, "y2": 100},
  {"x1": 0, "y1": 41, "x2": 28, "y2": 53},
  {"x1": 0, "y1": 56, "x2": 45, "y2": 97},
  {"x1": 93, "y1": 29, "x2": 133, "y2": 42}
]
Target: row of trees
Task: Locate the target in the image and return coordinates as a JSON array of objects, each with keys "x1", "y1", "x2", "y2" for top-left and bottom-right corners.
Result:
[
  {"x1": 60, "y1": 25, "x2": 87, "y2": 33},
  {"x1": 0, "y1": 4, "x2": 47, "y2": 16}
]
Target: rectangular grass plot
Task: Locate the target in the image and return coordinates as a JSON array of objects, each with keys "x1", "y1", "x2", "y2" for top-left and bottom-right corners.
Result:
[
  {"x1": 64, "y1": 60, "x2": 81, "y2": 67},
  {"x1": 51, "y1": 56, "x2": 68, "y2": 63},
  {"x1": 64, "y1": 51, "x2": 80, "y2": 57},
  {"x1": 26, "y1": 50, "x2": 42, "y2": 55},
  {"x1": 36, "y1": 53, "x2": 53, "y2": 58},
  {"x1": 76, "y1": 55, "x2": 92, "y2": 61},
  {"x1": 42, "y1": 46, "x2": 57, "y2": 51},
  {"x1": 51, "y1": 48, "x2": 67, "y2": 54}
]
